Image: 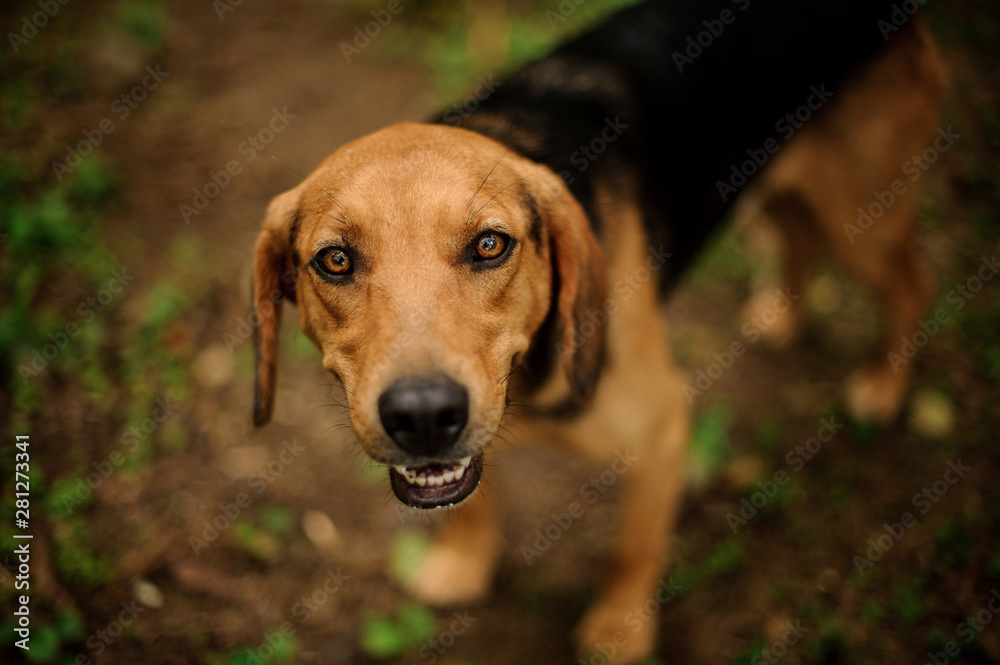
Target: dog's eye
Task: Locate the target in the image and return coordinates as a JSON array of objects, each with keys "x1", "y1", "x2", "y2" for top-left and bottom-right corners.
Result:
[
  {"x1": 313, "y1": 247, "x2": 353, "y2": 277},
  {"x1": 474, "y1": 232, "x2": 508, "y2": 261}
]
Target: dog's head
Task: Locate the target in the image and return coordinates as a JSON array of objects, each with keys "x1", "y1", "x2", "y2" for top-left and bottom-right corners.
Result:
[{"x1": 252, "y1": 122, "x2": 607, "y2": 508}]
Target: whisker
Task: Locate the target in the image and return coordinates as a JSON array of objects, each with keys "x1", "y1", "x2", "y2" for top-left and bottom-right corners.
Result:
[
  {"x1": 466, "y1": 148, "x2": 510, "y2": 210},
  {"x1": 271, "y1": 155, "x2": 351, "y2": 220},
  {"x1": 499, "y1": 361, "x2": 528, "y2": 386},
  {"x1": 313, "y1": 401, "x2": 349, "y2": 409},
  {"x1": 505, "y1": 402, "x2": 544, "y2": 413},
  {"x1": 298, "y1": 207, "x2": 353, "y2": 229},
  {"x1": 320, "y1": 419, "x2": 354, "y2": 433},
  {"x1": 473, "y1": 173, "x2": 538, "y2": 218}
]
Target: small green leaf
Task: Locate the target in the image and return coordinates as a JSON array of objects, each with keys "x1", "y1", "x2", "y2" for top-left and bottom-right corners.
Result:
[
  {"x1": 388, "y1": 528, "x2": 432, "y2": 588},
  {"x1": 24, "y1": 624, "x2": 60, "y2": 663},
  {"x1": 398, "y1": 603, "x2": 435, "y2": 643},
  {"x1": 260, "y1": 505, "x2": 294, "y2": 534},
  {"x1": 361, "y1": 616, "x2": 407, "y2": 658},
  {"x1": 55, "y1": 611, "x2": 85, "y2": 641}
]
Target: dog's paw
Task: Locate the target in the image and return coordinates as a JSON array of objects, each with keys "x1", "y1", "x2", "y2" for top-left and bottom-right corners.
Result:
[
  {"x1": 403, "y1": 541, "x2": 494, "y2": 606},
  {"x1": 845, "y1": 366, "x2": 906, "y2": 425},
  {"x1": 741, "y1": 288, "x2": 800, "y2": 348},
  {"x1": 575, "y1": 599, "x2": 655, "y2": 665}
]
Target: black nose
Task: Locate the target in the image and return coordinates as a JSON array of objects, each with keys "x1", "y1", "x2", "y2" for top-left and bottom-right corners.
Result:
[{"x1": 378, "y1": 375, "x2": 469, "y2": 456}]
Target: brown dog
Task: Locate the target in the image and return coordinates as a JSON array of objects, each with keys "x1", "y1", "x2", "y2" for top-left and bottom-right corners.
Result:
[{"x1": 250, "y1": 1, "x2": 946, "y2": 661}]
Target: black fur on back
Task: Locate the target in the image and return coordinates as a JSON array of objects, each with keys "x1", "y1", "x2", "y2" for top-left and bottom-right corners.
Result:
[{"x1": 434, "y1": 0, "x2": 911, "y2": 293}]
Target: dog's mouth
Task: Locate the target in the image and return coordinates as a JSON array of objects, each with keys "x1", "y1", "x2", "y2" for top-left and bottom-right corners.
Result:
[{"x1": 389, "y1": 454, "x2": 483, "y2": 509}]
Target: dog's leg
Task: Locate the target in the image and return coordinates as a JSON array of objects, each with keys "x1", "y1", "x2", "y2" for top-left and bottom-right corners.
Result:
[
  {"x1": 404, "y1": 484, "x2": 502, "y2": 606},
  {"x1": 755, "y1": 173, "x2": 931, "y2": 424},
  {"x1": 745, "y1": 21, "x2": 945, "y2": 424},
  {"x1": 573, "y1": 378, "x2": 689, "y2": 664},
  {"x1": 521, "y1": 188, "x2": 691, "y2": 664},
  {"x1": 836, "y1": 210, "x2": 932, "y2": 424},
  {"x1": 738, "y1": 191, "x2": 819, "y2": 347}
]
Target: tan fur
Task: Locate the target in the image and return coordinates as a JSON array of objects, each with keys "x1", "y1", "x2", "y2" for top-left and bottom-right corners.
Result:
[
  {"x1": 737, "y1": 21, "x2": 947, "y2": 423},
  {"x1": 250, "y1": 22, "x2": 946, "y2": 664},
  {"x1": 252, "y1": 123, "x2": 605, "y2": 464}
]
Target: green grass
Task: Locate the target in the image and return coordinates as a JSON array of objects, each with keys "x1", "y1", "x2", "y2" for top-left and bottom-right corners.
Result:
[
  {"x1": 862, "y1": 601, "x2": 886, "y2": 623},
  {"x1": 360, "y1": 603, "x2": 436, "y2": 658},
  {"x1": 113, "y1": 0, "x2": 168, "y2": 51},
  {"x1": 225, "y1": 627, "x2": 297, "y2": 665},
  {"x1": 348, "y1": 0, "x2": 641, "y2": 99},
  {"x1": 893, "y1": 579, "x2": 926, "y2": 628},
  {"x1": 689, "y1": 403, "x2": 733, "y2": 481},
  {"x1": 934, "y1": 514, "x2": 974, "y2": 569},
  {"x1": 1, "y1": 610, "x2": 85, "y2": 664},
  {"x1": 684, "y1": 225, "x2": 760, "y2": 292},
  {"x1": 751, "y1": 415, "x2": 783, "y2": 455},
  {"x1": 50, "y1": 514, "x2": 115, "y2": 588}
]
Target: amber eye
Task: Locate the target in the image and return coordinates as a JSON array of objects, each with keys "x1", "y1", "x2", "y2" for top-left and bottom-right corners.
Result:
[
  {"x1": 475, "y1": 232, "x2": 506, "y2": 261},
  {"x1": 314, "y1": 247, "x2": 353, "y2": 277}
]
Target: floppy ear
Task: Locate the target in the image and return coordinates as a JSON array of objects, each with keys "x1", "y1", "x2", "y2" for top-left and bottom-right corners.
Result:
[
  {"x1": 251, "y1": 189, "x2": 299, "y2": 426},
  {"x1": 538, "y1": 174, "x2": 609, "y2": 403}
]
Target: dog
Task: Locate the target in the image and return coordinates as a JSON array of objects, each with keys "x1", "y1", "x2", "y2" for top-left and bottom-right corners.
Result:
[{"x1": 250, "y1": 1, "x2": 946, "y2": 661}]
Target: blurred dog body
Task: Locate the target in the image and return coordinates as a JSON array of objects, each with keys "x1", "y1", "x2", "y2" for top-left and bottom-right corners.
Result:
[{"x1": 251, "y1": 2, "x2": 946, "y2": 661}]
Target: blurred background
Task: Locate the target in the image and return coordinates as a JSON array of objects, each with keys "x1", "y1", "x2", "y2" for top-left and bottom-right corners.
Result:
[{"x1": 1, "y1": 0, "x2": 999, "y2": 663}]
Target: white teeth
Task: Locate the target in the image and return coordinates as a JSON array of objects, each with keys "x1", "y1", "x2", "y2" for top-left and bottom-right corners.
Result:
[{"x1": 395, "y1": 455, "x2": 475, "y2": 488}]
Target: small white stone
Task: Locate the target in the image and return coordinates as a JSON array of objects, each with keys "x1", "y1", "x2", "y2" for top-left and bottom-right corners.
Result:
[
  {"x1": 302, "y1": 510, "x2": 342, "y2": 553},
  {"x1": 132, "y1": 576, "x2": 164, "y2": 609}
]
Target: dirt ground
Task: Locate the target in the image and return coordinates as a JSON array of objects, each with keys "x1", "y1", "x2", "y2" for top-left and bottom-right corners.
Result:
[{"x1": 2, "y1": 1, "x2": 1000, "y2": 664}]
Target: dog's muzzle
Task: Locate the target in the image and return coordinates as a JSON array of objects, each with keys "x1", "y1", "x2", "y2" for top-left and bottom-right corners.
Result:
[{"x1": 378, "y1": 374, "x2": 483, "y2": 508}]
